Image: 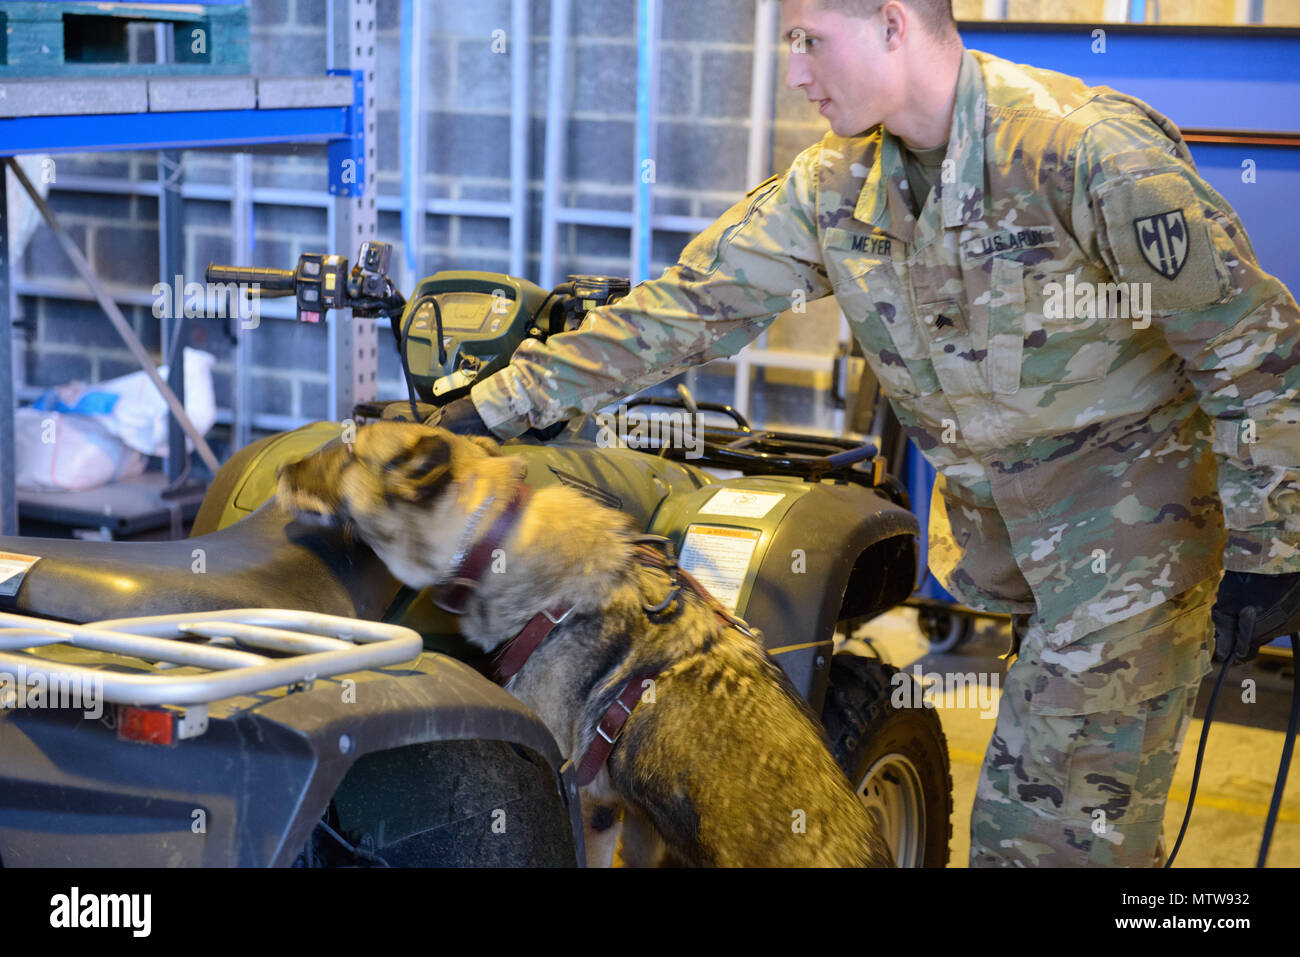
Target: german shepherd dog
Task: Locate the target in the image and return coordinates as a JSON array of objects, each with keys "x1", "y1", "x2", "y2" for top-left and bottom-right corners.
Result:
[{"x1": 277, "y1": 421, "x2": 894, "y2": 868}]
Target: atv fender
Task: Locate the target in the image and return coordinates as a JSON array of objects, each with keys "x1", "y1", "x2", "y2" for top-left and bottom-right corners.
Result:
[
  {"x1": 0, "y1": 655, "x2": 583, "y2": 867},
  {"x1": 648, "y1": 477, "x2": 918, "y2": 708}
]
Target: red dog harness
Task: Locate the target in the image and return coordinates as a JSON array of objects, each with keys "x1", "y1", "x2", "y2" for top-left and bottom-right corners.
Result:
[{"x1": 434, "y1": 483, "x2": 754, "y2": 788}]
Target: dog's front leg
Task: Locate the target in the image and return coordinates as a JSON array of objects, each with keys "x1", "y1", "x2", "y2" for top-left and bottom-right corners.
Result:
[
  {"x1": 616, "y1": 804, "x2": 668, "y2": 867},
  {"x1": 578, "y1": 773, "x2": 625, "y2": 867}
]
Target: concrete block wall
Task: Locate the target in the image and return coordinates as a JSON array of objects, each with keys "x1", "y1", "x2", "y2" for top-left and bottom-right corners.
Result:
[
  {"x1": 13, "y1": 0, "x2": 1278, "y2": 453},
  {"x1": 15, "y1": 0, "x2": 832, "y2": 446}
]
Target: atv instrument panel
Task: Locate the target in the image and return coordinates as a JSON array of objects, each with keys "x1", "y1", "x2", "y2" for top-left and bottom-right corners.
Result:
[{"x1": 400, "y1": 271, "x2": 550, "y2": 400}]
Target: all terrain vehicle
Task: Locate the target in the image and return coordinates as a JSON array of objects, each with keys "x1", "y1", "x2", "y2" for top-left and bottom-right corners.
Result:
[{"x1": 0, "y1": 242, "x2": 952, "y2": 867}]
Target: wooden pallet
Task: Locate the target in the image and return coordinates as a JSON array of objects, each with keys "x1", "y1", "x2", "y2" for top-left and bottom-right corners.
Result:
[{"x1": 0, "y1": 1, "x2": 248, "y2": 77}]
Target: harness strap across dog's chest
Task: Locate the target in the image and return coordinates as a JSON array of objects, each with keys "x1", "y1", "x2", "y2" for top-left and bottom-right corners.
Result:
[
  {"x1": 445, "y1": 527, "x2": 753, "y2": 788},
  {"x1": 633, "y1": 540, "x2": 758, "y2": 639},
  {"x1": 569, "y1": 542, "x2": 761, "y2": 787},
  {"x1": 576, "y1": 671, "x2": 658, "y2": 787},
  {"x1": 491, "y1": 604, "x2": 574, "y2": 684}
]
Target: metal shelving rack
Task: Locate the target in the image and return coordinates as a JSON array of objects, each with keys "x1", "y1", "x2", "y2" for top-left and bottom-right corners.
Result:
[{"x1": 0, "y1": 0, "x2": 378, "y2": 538}]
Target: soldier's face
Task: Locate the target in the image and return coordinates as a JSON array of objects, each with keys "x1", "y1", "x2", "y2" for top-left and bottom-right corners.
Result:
[{"x1": 782, "y1": 0, "x2": 903, "y2": 138}]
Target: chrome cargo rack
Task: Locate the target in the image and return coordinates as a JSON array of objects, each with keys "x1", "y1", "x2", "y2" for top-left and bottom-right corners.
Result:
[{"x1": 0, "y1": 609, "x2": 423, "y2": 738}]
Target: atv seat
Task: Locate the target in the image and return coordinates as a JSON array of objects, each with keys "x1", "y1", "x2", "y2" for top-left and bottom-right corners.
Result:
[{"x1": 0, "y1": 502, "x2": 403, "y2": 625}]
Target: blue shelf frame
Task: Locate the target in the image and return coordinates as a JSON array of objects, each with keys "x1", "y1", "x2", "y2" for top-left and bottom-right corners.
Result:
[
  {"x1": 0, "y1": 107, "x2": 350, "y2": 155},
  {"x1": 959, "y1": 22, "x2": 1300, "y2": 136},
  {"x1": 0, "y1": 75, "x2": 365, "y2": 535}
]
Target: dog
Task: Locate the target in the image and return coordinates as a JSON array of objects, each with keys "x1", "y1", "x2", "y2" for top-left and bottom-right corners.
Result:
[{"x1": 276, "y1": 421, "x2": 894, "y2": 867}]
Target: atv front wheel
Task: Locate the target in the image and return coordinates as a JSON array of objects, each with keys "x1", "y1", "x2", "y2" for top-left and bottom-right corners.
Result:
[{"x1": 822, "y1": 653, "x2": 953, "y2": 867}]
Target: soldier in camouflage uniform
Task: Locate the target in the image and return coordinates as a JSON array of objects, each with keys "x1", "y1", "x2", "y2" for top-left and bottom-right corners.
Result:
[{"x1": 437, "y1": 0, "x2": 1300, "y2": 866}]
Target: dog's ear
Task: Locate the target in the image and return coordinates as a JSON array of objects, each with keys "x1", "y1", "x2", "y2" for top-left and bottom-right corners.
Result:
[
  {"x1": 349, "y1": 422, "x2": 455, "y2": 504},
  {"x1": 275, "y1": 454, "x2": 348, "y2": 522},
  {"x1": 501, "y1": 452, "x2": 529, "y2": 483},
  {"x1": 466, "y1": 435, "x2": 503, "y2": 456},
  {"x1": 383, "y1": 429, "x2": 455, "y2": 505}
]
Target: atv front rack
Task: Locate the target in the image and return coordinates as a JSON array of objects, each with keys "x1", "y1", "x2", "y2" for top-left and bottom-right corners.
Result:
[{"x1": 0, "y1": 609, "x2": 423, "y2": 737}]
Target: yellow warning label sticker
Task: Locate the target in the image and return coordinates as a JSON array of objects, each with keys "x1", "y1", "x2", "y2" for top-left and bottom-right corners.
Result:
[{"x1": 679, "y1": 525, "x2": 762, "y2": 613}]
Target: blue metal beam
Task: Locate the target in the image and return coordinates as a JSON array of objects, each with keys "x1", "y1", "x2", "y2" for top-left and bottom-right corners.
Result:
[
  {"x1": 400, "y1": 0, "x2": 424, "y2": 282},
  {"x1": 59, "y1": 0, "x2": 248, "y2": 3},
  {"x1": 0, "y1": 106, "x2": 351, "y2": 156},
  {"x1": 326, "y1": 68, "x2": 365, "y2": 197},
  {"x1": 0, "y1": 164, "x2": 13, "y2": 536},
  {"x1": 959, "y1": 24, "x2": 1300, "y2": 135},
  {"x1": 633, "y1": 0, "x2": 660, "y2": 286},
  {"x1": 1188, "y1": 141, "x2": 1300, "y2": 294}
]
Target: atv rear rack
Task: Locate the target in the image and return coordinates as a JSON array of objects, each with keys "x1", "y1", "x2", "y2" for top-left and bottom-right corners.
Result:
[{"x1": 0, "y1": 609, "x2": 423, "y2": 737}]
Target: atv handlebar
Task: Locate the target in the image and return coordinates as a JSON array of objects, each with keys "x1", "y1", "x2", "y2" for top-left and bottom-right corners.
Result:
[
  {"x1": 204, "y1": 245, "x2": 899, "y2": 494},
  {"x1": 207, "y1": 244, "x2": 407, "y2": 325},
  {"x1": 205, "y1": 264, "x2": 297, "y2": 297}
]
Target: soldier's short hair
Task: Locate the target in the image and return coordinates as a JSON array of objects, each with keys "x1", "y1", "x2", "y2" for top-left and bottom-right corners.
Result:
[{"x1": 813, "y1": 0, "x2": 959, "y2": 42}]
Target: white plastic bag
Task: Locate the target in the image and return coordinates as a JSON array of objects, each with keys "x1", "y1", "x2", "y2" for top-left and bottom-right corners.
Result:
[
  {"x1": 30, "y1": 348, "x2": 216, "y2": 457},
  {"x1": 14, "y1": 408, "x2": 146, "y2": 492},
  {"x1": 16, "y1": 348, "x2": 217, "y2": 491}
]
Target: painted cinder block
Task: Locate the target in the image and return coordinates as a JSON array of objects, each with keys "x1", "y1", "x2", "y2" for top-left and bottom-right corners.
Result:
[
  {"x1": 0, "y1": 77, "x2": 148, "y2": 117},
  {"x1": 256, "y1": 74, "x2": 353, "y2": 109},
  {"x1": 0, "y1": 1, "x2": 250, "y2": 77},
  {"x1": 147, "y1": 75, "x2": 256, "y2": 111}
]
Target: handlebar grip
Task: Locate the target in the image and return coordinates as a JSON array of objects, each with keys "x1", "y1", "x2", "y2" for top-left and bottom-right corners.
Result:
[{"x1": 205, "y1": 263, "x2": 297, "y2": 293}]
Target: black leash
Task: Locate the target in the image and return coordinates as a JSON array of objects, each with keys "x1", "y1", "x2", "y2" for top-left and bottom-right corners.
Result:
[
  {"x1": 1165, "y1": 631, "x2": 1299, "y2": 868},
  {"x1": 1164, "y1": 648, "x2": 1233, "y2": 867}
]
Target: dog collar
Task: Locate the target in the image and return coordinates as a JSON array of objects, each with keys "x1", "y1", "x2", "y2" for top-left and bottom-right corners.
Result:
[{"x1": 435, "y1": 481, "x2": 533, "y2": 615}]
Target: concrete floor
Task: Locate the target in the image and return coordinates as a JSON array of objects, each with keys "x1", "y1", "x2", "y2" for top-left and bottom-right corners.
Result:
[{"x1": 852, "y1": 606, "x2": 1300, "y2": 868}]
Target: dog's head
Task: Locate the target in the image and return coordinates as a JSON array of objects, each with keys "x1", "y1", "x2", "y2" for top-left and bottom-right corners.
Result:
[{"x1": 275, "y1": 422, "x2": 527, "y2": 589}]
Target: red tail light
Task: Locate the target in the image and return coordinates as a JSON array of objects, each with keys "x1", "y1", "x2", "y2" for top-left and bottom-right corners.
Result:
[{"x1": 117, "y1": 706, "x2": 175, "y2": 746}]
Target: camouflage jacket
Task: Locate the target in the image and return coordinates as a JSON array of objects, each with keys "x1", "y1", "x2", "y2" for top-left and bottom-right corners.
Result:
[{"x1": 471, "y1": 48, "x2": 1300, "y2": 647}]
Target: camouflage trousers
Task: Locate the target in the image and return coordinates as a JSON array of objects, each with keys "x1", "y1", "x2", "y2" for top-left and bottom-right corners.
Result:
[{"x1": 969, "y1": 576, "x2": 1219, "y2": 867}]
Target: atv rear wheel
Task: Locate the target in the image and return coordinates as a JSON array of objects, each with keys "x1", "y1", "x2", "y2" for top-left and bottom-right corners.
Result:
[
  {"x1": 822, "y1": 653, "x2": 953, "y2": 867},
  {"x1": 918, "y1": 607, "x2": 974, "y2": 654}
]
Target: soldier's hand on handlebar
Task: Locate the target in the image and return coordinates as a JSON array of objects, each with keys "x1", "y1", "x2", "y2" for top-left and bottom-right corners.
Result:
[
  {"x1": 425, "y1": 396, "x2": 497, "y2": 438},
  {"x1": 426, "y1": 395, "x2": 571, "y2": 443}
]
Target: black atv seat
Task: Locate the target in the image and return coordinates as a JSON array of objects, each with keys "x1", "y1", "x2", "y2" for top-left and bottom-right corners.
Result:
[{"x1": 0, "y1": 502, "x2": 404, "y2": 625}]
